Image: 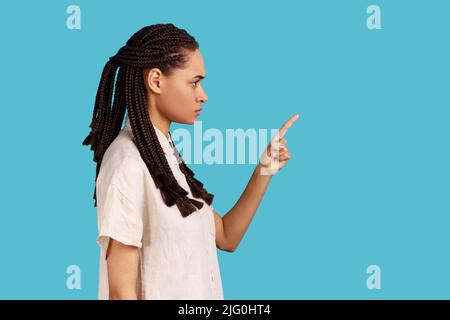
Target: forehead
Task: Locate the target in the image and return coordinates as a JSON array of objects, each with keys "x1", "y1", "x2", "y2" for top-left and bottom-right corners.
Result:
[{"x1": 178, "y1": 49, "x2": 205, "y2": 76}]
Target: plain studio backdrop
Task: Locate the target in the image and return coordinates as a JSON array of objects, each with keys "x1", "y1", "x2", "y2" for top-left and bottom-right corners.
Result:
[{"x1": 0, "y1": 0, "x2": 449, "y2": 299}]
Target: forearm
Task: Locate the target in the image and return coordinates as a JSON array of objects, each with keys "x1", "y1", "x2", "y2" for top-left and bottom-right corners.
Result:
[
  {"x1": 107, "y1": 239, "x2": 140, "y2": 300},
  {"x1": 109, "y1": 289, "x2": 138, "y2": 300},
  {"x1": 222, "y1": 164, "x2": 273, "y2": 251}
]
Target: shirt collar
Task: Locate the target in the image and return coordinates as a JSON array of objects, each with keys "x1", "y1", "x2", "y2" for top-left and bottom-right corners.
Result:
[{"x1": 124, "y1": 114, "x2": 174, "y2": 155}]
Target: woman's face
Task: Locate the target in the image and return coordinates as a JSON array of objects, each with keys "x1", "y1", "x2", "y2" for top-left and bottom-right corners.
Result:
[{"x1": 146, "y1": 49, "x2": 208, "y2": 125}]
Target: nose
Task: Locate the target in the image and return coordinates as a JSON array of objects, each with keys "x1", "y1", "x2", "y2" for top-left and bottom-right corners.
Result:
[
  {"x1": 196, "y1": 87, "x2": 208, "y2": 104},
  {"x1": 196, "y1": 95, "x2": 208, "y2": 104}
]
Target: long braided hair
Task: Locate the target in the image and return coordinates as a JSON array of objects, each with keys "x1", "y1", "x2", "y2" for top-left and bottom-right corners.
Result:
[{"x1": 82, "y1": 23, "x2": 214, "y2": 217}]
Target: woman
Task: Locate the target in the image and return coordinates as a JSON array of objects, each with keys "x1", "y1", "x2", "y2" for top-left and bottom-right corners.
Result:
[{"x1": 82, "y1": 23, "x2": 299, "y2": 300}]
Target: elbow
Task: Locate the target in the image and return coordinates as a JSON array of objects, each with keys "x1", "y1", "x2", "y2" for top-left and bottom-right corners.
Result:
[
  {"x1": 225, "y1": 243, "x2": 238, "y2": 253},
  {"x1": 216, "y1": 232, "x2": 238, "y2": 253},
  {"x1": 218, "y1": 242, "x2": 237, "y2": 253}
]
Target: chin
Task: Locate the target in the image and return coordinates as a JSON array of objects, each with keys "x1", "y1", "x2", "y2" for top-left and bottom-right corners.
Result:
[{"x1": 176, "y1": 118, "x2": 196, "y2": 125}]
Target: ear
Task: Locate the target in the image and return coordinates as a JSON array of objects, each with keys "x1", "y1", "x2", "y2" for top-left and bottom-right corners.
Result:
[{"x1": 145, "y1": 68, "x2": 163, "y2": 94}]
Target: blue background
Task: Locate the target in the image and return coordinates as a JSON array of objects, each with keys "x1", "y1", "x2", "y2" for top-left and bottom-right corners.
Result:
[{"x1": 0, "y1": 0, "x2": 449, "y2": 299}]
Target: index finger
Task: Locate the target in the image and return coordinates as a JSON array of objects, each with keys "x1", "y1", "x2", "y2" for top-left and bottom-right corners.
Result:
[{"x1": 273, "y1": 114, "x2": 300, "y2": 141}]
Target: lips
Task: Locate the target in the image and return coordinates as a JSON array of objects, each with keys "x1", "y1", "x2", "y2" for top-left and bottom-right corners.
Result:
[{"x1": 195, "y1": 108, "x2": 202, "y2": 112}]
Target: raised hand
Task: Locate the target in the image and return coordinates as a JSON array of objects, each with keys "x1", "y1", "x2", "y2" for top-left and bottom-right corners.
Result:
[{"x1": 258, "y1": 114, "x2": 300, "y2": 175}]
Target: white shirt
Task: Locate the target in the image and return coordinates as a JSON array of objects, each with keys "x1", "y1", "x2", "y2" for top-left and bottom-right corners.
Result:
[{"x1": 95, "y1": 115, "x2": 224, "y2": 300}]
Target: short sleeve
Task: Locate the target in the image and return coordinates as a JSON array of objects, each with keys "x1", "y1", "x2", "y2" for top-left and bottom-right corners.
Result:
[{"x1": 96, "y1": 183, "x2": 143, "y2": 255}]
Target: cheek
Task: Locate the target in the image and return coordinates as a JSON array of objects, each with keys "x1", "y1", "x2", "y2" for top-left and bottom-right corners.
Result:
[
  {"x1": 160, "y1": 83, "x2": 195, "y2": 118},
  {"x1": 171, "y1": 82, "x2": 193, "y2": 104}
]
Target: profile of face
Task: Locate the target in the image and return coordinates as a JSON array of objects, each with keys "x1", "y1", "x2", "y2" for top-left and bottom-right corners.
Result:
[{"x1": 144, "y1": 49, "x2": 208, "y2": 125}]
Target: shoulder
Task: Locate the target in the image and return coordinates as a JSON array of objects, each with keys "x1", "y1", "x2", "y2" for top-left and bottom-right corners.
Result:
[
  {"x1": 102, "y1": 130, "x2": 142, "y2": 163},
  {"x1": 96, "y1": 131, "x2": 149, "y2": 204}
]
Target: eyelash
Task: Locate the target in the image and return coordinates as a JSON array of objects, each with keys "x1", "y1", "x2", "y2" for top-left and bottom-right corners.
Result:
[{"x1": 193, "y1": 80, "x2": 200, "y2": 87}]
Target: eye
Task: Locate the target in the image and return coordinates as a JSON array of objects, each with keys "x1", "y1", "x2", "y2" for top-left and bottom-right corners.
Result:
[{"x1": 192, "y1": 80, "x2": 200, "y2": 88}]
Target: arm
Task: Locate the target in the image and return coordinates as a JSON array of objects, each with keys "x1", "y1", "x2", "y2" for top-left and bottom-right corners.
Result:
[
  {"x1": 214, "y1": 164, "x2": 272, "y2": 252},
  {"x1": 106, "y1": 238, "x2": 140, "y2": 300},
  {"x1": 214, "y1": 114, "x2": 300, "y2": 252}
]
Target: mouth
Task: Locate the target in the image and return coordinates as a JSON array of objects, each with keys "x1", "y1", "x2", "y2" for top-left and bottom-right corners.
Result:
[{"x1": 194, "y1": 108, "x2": 202, "y2": 114}]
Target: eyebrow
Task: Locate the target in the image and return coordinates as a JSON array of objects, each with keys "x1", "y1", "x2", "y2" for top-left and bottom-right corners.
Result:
[{"x1": 192, "y1": 75, "x2": 205, "y2": 80}]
